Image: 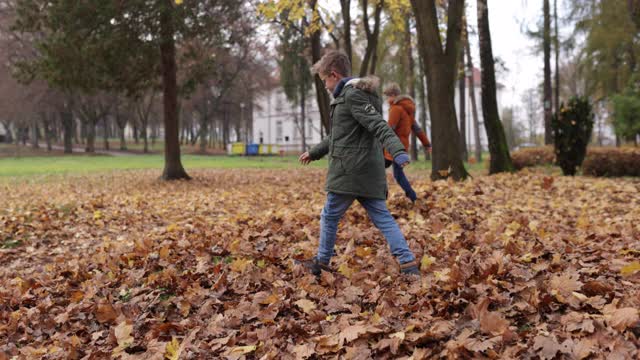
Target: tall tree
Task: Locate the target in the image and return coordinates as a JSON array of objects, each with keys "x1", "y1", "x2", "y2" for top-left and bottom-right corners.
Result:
[
  {"x1": 403, "y1": 16, "x2": 419, "y2": 161},
  {"x1": 543, "y1": 0, "x2": 553, "y2": 144},
  {"x1": 360, "y1": 0, "x2": 384, "y2": 77},
  {"x1": 554, "y1": 0, "x2": 560, "y2": 113},
  {"x1": 411, "y1": 0, "x2": 468, "y2": 180},
  {"x1": 465, "y1": 20, "x2": 482, "y2": 163},
  {"x1": 278, "y1": 22, "x2": 312, "y2": 151},
  {"x1": 477, "y1": 0, "x2": 514, "y2": 174},
  {"x1": 340, "y1": 0, "x2": 353, "y2": 63},
  {"x1": 459, "y1": 29, "x2": 468, "y2": 162}
]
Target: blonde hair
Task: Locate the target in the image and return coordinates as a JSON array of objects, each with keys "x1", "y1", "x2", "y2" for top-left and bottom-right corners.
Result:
[
  {"x1": 383, "y1": 82, "x2": 401, "y2": 97},
  {"x1": 311, "y1": 50, "x2": 351, "y2": 77}
]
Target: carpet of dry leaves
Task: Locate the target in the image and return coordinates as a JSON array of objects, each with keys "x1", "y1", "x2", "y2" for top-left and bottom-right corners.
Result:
[{"x1": 1, "y1": 168, "x2": 639, "y2": 359}]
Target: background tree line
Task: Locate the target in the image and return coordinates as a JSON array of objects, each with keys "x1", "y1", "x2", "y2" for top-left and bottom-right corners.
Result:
[{"x1": 1, "y1": 0, "x2": 637, "y2": 180}]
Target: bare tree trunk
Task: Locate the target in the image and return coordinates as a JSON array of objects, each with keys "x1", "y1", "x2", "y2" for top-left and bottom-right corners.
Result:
[
  {"x1": 359, "y1": 0, "x2": 383, "y2": 77},
  {"x1": 340, "y1": 0, "x2": 352, "y2": 64},
  {"x1": 309, "y1": 1, "x2": 331, "y2": 134},
  {"x1": 85, "y1": 116, "x2": 96, "y2": 153},
  {"x1": 411, "y1": 0, "x2": 468, "y2": 181},
  {"x1": 32, "y1": 117, "x2": 40, "y2": 149},
  {"x1": 61, "y1": 102, "x2": 73, "y2": 154},
  {"x1": 45, "y1": 114, "x2": 53, "y2": 151},
  {"x1": 477, "y1": 0, "x2": 514, "y2": 174},
  {"x1": 543, "y1": 0, "x2": 553, "y2": 144},
  {"x1": 103, "y1": 116, "x2": 110, "y2": 151},
  {"x1": 554, "y1": 0, "x2": 560, "y2": 112},
  {"x1": 459, "y1": 38, "x2": 468, "y2": 161},
  {"x1": 464, "y1": 22, "x2": 482, "y2": 163},
  {"x1": 405, "y1": 17, "x2": 418, "y2": 161},
  {"x1": 160, "y1": 0, "x2": 189, "y2": 180},
  {"x1": 417, "y1": 55, "x2": 430, "y2": 160},
  {"x1": 300, "y1": 75, "x2": 307, "y2": 152}
]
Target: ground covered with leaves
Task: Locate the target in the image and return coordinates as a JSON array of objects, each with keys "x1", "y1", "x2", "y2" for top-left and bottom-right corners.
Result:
[{"x1": 1, "y1": 169, "x2": 639, "y2": 359}]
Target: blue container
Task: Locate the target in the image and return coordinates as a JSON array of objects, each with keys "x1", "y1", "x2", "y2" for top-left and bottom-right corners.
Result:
[{"x1": 246, "y1": 143, "x2": 259, "y2": 156}]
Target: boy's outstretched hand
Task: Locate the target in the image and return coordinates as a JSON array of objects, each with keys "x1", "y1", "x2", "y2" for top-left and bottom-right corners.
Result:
[{"x1": 299, "y1": 152, "x2": 312, "y2": 165}]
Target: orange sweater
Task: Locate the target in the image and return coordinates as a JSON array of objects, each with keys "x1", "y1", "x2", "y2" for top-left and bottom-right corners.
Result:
[{"x1": 384, "y1": 95, "x2": 431, "y2": 161}]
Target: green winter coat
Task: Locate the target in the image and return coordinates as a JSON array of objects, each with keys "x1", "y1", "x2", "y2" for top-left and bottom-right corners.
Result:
[{"x1": 308, "y1": 76, "x2": 407, "y2": 200}]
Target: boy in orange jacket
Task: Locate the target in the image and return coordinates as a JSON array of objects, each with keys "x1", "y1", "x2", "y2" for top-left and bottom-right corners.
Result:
[{"x1": 382, "y1": 83, "x2": 431, "y2": 202}]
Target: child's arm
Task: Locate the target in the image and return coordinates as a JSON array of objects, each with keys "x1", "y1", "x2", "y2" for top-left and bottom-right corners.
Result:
[
  {"x1": 411, "y1": 121, "x2": 431, "y2": 148},
  {"x1": 308, "y1": 136, "x2": 331, "y2": 160},
  {"x1": 349, "y1": 91, "x2": 406, "y2": 160}
]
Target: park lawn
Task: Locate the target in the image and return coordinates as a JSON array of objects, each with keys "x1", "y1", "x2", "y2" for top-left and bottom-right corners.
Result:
[
  {"x1": 0, "y1": 154, "x2": 328, "y2": 177},
  {"x1": 0, "y1": 149, "x2": 489, "y2": 177}
]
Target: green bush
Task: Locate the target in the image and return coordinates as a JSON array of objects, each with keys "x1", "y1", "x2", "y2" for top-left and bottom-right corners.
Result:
[
  {"x1": 612, "y1": 76, "x2": 640, "y2": 143},
  {"x1": 552, "y1": 96, "x2": 594, "y2": 175},
  {"x1": 582, "y1": 147, "x2": 640, "y2": 177},
  {"x1": 511, "y1": 146, "x2": 555, "y2": 170}
]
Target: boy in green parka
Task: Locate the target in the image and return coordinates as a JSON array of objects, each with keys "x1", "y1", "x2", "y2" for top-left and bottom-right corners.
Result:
[{"x1": 298, "y1": 50, "x2": 420, "y2": 277}]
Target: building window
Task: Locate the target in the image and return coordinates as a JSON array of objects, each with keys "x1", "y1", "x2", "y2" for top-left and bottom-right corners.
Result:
[{"x1": 276, "y1": 120, "x2": 283, "y2": 142}]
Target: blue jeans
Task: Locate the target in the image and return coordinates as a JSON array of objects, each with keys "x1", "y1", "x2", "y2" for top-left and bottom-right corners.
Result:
[
  {"x1": 316, "y1": 192, "x2": 416, "y2": 265},
  {"x1": 393, "y1": 162, "x2": 417, "y2": 202}
]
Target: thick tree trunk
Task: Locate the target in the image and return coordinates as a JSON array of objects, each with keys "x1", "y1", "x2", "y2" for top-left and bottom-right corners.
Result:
[
  {"x1": 32, "y1": 118, "x2": 40, "y2": 149},
  {"x1": 160, "y1": 0, "x2": 189, "y2": 180},
  {"x1": 459, "y1": 42, "x2": 468, "y2": 161},
  {"x1": 103, "y1": 116, "x2": 110, "y2": 151},
  {"x1": 359, "y1": 0, "x2": 383, "y2": 77},
  {"x1": 340, "y1": 0, "x2": 352, "y2": 64},
  {"x1": 199, "y1": 114, "x2": 208, "y2": 153},
  {"x1": 554, "y1": 0, "x2": 560, "y2": 113},
  {"x1": 477, "y1": 0, "x2": 514, "y2": 174},
  {"x1": 410, "y1": 0, "x2": 468, "y2": 181},
  {"x1": 464, "y1": 23, "x2": 482, "y2": 163},
  {"x1": 543, "y1": 0, "x2": 553, "y2": 144},
  {"x1": 61, "y1": 108, "x2": 73, "y2": 154},
  {"x1": 86, "y1": 118, "x2": 96, "y2": 153}
]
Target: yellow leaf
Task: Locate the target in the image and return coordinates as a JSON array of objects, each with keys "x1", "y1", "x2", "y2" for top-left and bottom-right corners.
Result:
[
  {"x1": 420, "y1": 255, "x2": 435, "y2": 270},
  {"x1": 93, "y1": 210, "x2": 102, "y2": 220},
  {"x1": 174, "y1": 0, "x2": 183, "y2": 4},
  {"x1": 229, "y1": 345, "x2": 257, "y2": 355},
  {"x1": 355, "y1": 246, "x2": 372, "y2": 258},
  {"x1": 520, "y1": 253, "x2": 533, "y2": 263},
  {"x1": 167, "y1": 223, "x2": 179, "y2": 232},
  {"x1": 164, "y1": 337, "x2": 181, "y2": 360},
  {"x1": 620, "y1": 262, "x2": 640, "y2": 276},
  {"x1": 256, "y1": 259, "x2": 266, "y2": 268},
  {"x1": 295, "y1": 299, "x2": 316, "y2": 314},
  {"x1": 230, "y1": 258, "x2": 252, "y2": 273},
  {"x1": 338, "y1": 263, "x2": 353, "y2": 278}
]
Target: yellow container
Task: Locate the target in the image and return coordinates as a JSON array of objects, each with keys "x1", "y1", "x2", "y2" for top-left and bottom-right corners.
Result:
[{"x1": 231, "y1": 142, "x2": 245, "y2": 155}]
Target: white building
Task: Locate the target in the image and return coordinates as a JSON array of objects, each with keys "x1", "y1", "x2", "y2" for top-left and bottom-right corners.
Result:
[
  {"x1": 252, "y1": 87, "x2": 324, "y2": 154},
  {"x1": 251, "y1": 69, "x2": 504, "y2": 155}
]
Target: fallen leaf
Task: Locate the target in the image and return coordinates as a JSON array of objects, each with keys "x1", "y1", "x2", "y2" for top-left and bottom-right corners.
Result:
[
  {"x1": 294, "y1": 299, "x2": 316, "y2": 314},
  {"x1": 164, "y1": 337, "x2": 181, "y2": 360}
]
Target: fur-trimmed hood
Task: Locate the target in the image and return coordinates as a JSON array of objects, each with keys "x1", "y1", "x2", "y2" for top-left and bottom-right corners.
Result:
[
  {"x1": 345, "y1": 76, "x2": 380, "y2": 93},
  {"x1": 393, "y1": 94, "x2": 415, "y2": 105},
  {"x1": 391, "y1": 94, "x2": 416, "y2": 116}
]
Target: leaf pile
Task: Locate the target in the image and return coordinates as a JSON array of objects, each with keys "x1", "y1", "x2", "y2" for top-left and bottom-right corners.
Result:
[{"x1": 1, "y1": 168, "x2": 639, "y2": 359}]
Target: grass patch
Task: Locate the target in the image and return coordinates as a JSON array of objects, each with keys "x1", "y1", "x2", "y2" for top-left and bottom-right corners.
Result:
[{"x1": 0, "y1": 150, "x2": 490, "y2": 178}]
